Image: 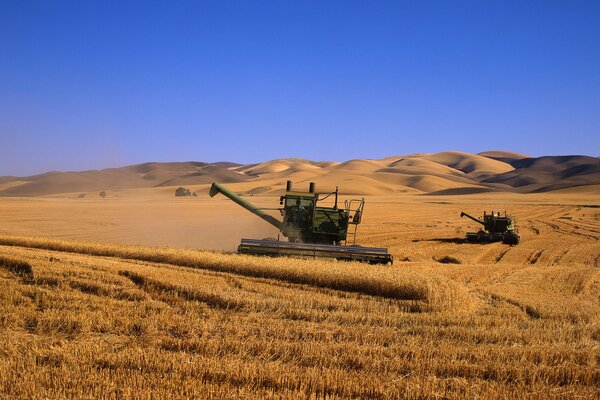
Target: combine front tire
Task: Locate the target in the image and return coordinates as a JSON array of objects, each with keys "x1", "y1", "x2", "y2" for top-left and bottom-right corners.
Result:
[{"x1": 503, "y1": 232, "x2": 520, "y2": 245}]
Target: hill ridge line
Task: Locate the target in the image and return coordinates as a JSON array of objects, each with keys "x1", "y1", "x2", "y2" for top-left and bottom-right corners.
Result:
[{"x1": 1, "y1": 151, "x2": 599, "y2": 196}]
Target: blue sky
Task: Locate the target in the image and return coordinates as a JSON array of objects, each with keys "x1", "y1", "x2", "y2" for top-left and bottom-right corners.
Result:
[{"x1": 1, "y1": 0, "x2": 599, "y2": 176}]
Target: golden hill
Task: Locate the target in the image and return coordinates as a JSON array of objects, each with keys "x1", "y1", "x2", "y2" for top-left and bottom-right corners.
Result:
[{"x1": 1, "y1": 151, "x2": 599, "y2": 196}]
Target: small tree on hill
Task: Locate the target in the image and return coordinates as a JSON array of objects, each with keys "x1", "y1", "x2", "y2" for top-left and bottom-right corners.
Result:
[
  {"x1": 99, "y1": 191, "x2": 107, "y2": 198},
  {"x1": 175, "y1": 187, "x2": 192, "y2": 197}
]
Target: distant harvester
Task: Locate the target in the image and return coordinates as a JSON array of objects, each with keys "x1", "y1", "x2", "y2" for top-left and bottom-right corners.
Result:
[{"x1": 460, "y1": 211, "x2": 520, "y2": 245}]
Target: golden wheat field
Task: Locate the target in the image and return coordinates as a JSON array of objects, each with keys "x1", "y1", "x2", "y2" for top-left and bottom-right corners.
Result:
[{"x1": 1, "y1": 191, "x2": 600, "y2": 399}]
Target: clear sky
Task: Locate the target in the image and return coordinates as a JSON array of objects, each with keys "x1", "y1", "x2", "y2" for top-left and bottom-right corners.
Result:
[{"x1": 1, "y1": 1, "x2": 599, "y2": 176}]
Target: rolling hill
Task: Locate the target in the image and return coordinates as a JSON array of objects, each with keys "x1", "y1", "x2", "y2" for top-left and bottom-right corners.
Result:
[{"x1": 0, "y1": 151, "x2": 599, "y2": 196}]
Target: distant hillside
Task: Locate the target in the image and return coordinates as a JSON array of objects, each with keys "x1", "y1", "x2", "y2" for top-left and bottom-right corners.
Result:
[
  {"x1": 1, "y1": 151, "x2": 599, "y2": 196},
  {"x1": 481, "y1": 155, "x2": 600, "y2": 192}
]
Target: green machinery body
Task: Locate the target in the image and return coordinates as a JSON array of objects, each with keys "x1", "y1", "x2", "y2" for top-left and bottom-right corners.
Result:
[
  {"x1": 278, "y1": 187, "x2": 356, "y2": 245},
  {"x1": 460, "y1": 211, "x2": 520, "y2": 245},
  {"x1": 209, "y1": 181, "x2": 392, "y2": 264}
]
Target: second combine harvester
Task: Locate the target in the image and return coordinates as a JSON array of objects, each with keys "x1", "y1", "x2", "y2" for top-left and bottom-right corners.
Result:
[
  {"x1": 209, "y1": 181, "x2": 393, "y2": 264},
  {"x1": 460, "y1": 211, "x2": 520, "y2": 245}
]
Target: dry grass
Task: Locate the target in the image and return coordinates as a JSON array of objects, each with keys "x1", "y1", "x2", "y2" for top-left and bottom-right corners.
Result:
[
  {"x1": 0, "y1": 255, "x2": 33, "y2": 278},
  {"x1": 1, "y1": 193, "x2": 600, "y2": 398},
  {"x1": 0, "y1": 235, "x2": 469, "y2": 312},
  {"x1": 1, "y1": 240, "x2": 599, "y2": 399}
]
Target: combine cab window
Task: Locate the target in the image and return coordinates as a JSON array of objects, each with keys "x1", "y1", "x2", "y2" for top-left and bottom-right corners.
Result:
[
  {"x1": 284, "y1": 197, "x2": 314, "y2": 227},
  {"x1": 285, "y1": 198, "x2": 314, "y2": 209},
  {"x1": 313, "y1": 209, "x2": 342, "y2": 234}
]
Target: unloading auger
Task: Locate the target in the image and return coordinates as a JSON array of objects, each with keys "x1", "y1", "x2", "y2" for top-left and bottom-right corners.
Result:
[{"x1": 209, "y1": 181, "x2": 393, "y2": 264}]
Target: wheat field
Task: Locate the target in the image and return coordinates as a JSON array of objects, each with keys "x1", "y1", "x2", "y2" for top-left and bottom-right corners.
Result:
[{"x1": 0, "y1": 192, "x2": 599, "y2": 398}]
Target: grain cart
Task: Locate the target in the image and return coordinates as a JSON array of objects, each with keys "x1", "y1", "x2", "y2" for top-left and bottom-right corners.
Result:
[
  {"x1": 460, "y1": 211, "x2": 520, "y2": 245},
  {"x1": 209, "y1": 181, "x2": 393, "y2": 264}
]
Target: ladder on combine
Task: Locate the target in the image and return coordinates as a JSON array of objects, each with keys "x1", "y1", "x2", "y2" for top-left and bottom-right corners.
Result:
[{"x1": 344, "y1": 198, "x2": 365, "y2": 245}]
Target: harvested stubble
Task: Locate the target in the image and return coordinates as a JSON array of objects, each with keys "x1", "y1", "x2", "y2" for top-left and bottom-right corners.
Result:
[
  {"x1": 0, "y1": 235, "x2": 599, "y2": 399},
  {"x1": 0, "y1": 255, "x2": 33, "y2": 278},
  {"x1": 0, "y1": 235, "x2": 469, "y2": 311}
]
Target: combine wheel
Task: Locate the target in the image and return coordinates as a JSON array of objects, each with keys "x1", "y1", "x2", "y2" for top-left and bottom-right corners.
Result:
[
  {"x1": 465, "y1": 232, "x2": 478, "y2": 242},
  {"x1": 502, "y1": 232, "x2": 520, "y2": 245}
]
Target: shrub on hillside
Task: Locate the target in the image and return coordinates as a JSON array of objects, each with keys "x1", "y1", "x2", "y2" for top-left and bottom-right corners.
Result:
[{"x1": 175, "y1": 187, "x2": 196, "y2": 197}]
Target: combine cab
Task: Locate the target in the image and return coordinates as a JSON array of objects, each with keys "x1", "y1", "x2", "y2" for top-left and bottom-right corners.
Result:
[
  {"x1": 209, "y1": 181, "x2": 393, "y2": 264},
  {"x1": 460, "y1": 211, "x2": 520, "y2": 245}
]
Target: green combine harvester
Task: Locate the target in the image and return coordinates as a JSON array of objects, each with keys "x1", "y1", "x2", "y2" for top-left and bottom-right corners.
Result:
[
  {"x1": 460, "y1": 211, "x2": 520, "y2": 245},
  {"x1": 209, "y1": 181, "x2": 393, "y2": 264}
]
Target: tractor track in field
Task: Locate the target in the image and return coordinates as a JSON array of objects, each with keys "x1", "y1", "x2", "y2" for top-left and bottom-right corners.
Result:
[
  {"x1": 533, "y1": 220, "x2": 560, "y2": 235},
  {"x1": 564, "y1": 228, "x2": 597, "y2": 241},
  {"x1": 552, "y1": 220, "x2": 600, "y2": 240},
  {"x1": 560, "y1": 219, "x2": 600, "y2": 232},
  {"x1": 535, "y1": 219, "x2": 598, "y2": 241}
]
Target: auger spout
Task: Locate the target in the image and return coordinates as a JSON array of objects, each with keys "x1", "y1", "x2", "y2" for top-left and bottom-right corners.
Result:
[
  {"x1": 209, "y1": 183, "x2": 283, "y2": 230},
  {"x1": 460, "y1": 211, "x2": 485, "y2": 226}
]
